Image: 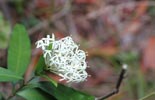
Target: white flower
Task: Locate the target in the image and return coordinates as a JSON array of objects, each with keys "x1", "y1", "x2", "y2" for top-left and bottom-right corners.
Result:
[
  {"x1": 36, "y1": 34, "x2": 88, "y2": 83},
  {"x1": 36, "y1": 34, "x2": 55, "y2": 50}
]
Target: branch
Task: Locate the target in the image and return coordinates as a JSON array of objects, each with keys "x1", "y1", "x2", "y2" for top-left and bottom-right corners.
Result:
[{"x1": 96, "y1": 64, "x2": 127, "y2": 100}]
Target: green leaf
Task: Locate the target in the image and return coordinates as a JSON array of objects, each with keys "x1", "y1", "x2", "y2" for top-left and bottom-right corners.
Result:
[
  {"x1": 35, "y1": 55, "x2": 45, "y2": 75},
  {"x1": 35, "y1": 55, "x2": 57, "y2": 87},
  {"x1": 8, "y1": 24, "x2": 31, "y2": 76},
  {"x1": 40, "y1": 74, "x2": 57, "y2": 87},
  {"x1": 17, "y1": 88, "x2": 56, "y2": 100},
  {"x1": 38, "y1": 82, "x2": 95, "y2": 100},
  {"x1": 0, "y1": 67, "x2": 23, "y2": 82}
]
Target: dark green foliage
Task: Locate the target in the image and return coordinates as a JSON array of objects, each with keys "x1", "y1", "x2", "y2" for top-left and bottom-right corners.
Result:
[{"x1": 7, "y1": 24, "x2": 31, "y2": 76}]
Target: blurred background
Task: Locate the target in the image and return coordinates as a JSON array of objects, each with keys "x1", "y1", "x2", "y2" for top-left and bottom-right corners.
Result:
[{"x1": 0, "y1": 0, "x2": 155, "y2": 100}]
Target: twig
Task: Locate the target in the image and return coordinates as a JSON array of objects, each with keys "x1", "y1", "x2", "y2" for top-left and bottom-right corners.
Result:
[
  {"x1": 6, "y1": 77, "x2": 35, "y2": 100},
  {"x1": 95, "y1": 64, "x2": 127, "y2": 100}
]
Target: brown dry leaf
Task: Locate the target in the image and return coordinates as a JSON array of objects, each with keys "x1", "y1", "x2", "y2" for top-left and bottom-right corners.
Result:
[
  {"x1": 121, "y1": 1, "x2": 148, "y2": 36},
  {"x1": 87, "y1": 46, "x2": 118, "y2": 58},
  {"x1": 122, "y1": 20, "x2": 142, "y2": 35},
  {"x1": 134, "y1": 1, "x2": 148, "y2": 19},
  {"x1": 84, "y1": 67, "x2": 113, "y2": 87},
  {"x1": 74, "y1": 0, "x2": 96, "y2": 4},
  {"x1": 142, "y1": 36, "x2": 155, "y2": 71},
  {"x1": 54, "y1": 32, "x2": 65, "y2": 38},
  {"x1": 86, "y1": 35, "x2": 118, "y2": 58}
]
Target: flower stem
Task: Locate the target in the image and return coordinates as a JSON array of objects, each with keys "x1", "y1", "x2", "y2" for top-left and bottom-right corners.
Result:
[{"x1": 6, "y1": 76, "x2": 35, "y2": 100}]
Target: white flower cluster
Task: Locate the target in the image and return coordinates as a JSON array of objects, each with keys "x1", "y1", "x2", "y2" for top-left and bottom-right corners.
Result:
[{"x1": 36, "y1": 34, "x2": 88, "y2": 83}]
